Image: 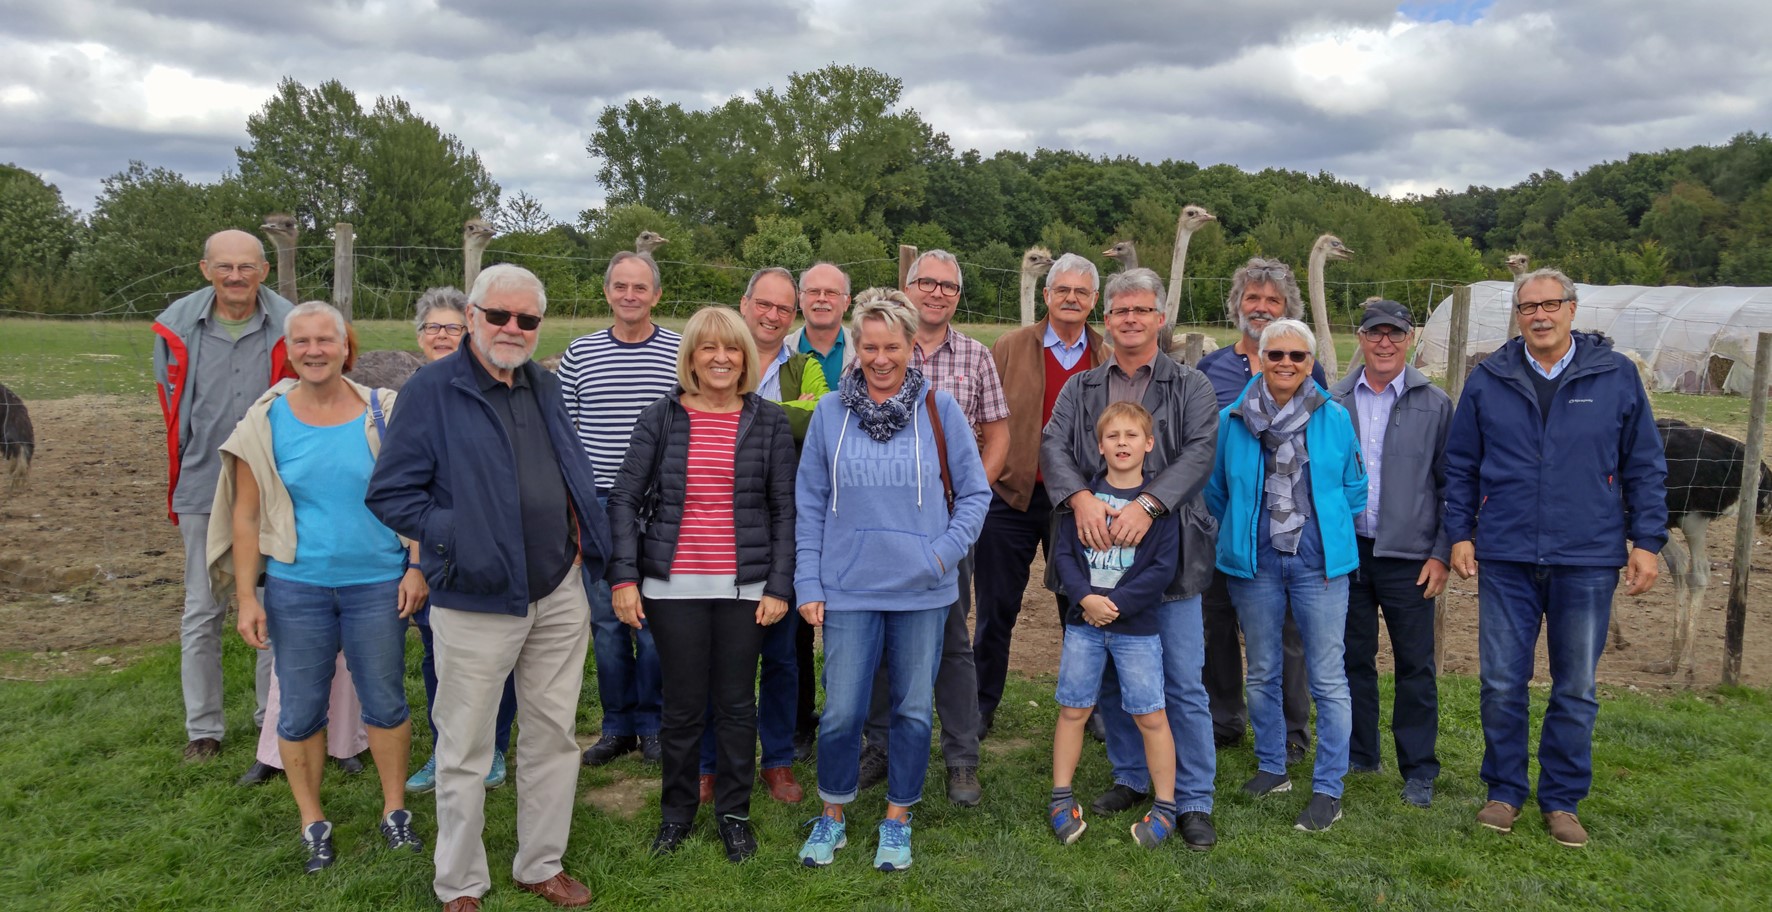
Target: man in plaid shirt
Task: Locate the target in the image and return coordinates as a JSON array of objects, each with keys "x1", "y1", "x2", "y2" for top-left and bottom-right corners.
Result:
[{"x1": 855, "y1": 249, "x2": 1008, "y2": 808}]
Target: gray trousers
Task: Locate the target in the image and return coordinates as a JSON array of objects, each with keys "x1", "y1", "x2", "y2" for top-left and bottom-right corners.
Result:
[
  {"x1": 865, "y1": 551, "x2": 981, "y2": 769},
  {"x1": 178, "y1": 512, "x2": 271, "y2": 741},
  {"x1": 432, "y1": 569, "x2": 590, "y2": 903}
]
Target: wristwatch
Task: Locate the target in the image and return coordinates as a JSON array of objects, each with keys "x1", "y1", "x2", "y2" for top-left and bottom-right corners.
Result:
[{"x1": 1137, "y1": 494, "x2": 1166, "y2": 518}]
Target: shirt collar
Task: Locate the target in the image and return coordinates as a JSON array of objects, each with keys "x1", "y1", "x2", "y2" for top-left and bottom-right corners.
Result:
[
  {"x1": 1043, "y1": 323, "x2": 1087, "y2": 354},
  {"x1": 466, "y1": 345, "x2": 528, "y2": 391},
  {"x1": 1356, "y1": 368, "x2": 1406, "y2": 396},
  {"x1": 1528, "y1": 337, "x2": 1579, "y2": 380}
]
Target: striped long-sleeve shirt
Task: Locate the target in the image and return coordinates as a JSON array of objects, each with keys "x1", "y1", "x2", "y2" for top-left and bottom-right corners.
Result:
[{"x1": 557, "y1": 324, "x2": 682, "y2": 490}]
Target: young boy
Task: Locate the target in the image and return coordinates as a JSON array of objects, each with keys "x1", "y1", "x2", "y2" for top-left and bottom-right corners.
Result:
[{"x1": 1048, "y1": 401, "x2": 1181, "y2": 848}]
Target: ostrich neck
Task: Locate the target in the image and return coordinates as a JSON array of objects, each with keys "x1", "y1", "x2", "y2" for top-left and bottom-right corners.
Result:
[
  {"x1": 1306, "y1": 244, "x2": 1340, "y2": 379},
  {"x1": 276, "y1": 244, "x2": 297, "y2": 302},
  {"x1": 464, "y1": 246, "x2": 486, "y2": 290},
  {"x1": 1165, "y1": 228, "x2": 1194, "y2": 322},
  {"x1": 1019, "y1": 271, "x2": 1037, "y2": 326}
]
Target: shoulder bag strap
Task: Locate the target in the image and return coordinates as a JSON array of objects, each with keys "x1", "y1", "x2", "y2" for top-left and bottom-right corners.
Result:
[{"x1": 924, "y1": 390, "x2": 955, "y2": 515}]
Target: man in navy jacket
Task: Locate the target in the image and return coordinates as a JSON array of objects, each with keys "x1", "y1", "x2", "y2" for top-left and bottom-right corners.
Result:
[
  {"x1": 368, "y1": 264, "x2": 610, "y2": 911},
  {"x1": 1444, "y1": 268, "x2": 1666, "y2": 850}
]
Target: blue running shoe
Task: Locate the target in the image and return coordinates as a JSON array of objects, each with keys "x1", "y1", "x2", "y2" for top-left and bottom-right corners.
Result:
[
  {"x1": 405, "y1": 755, "x2": 437, "y2": 794},
  {"x1": 874, "y1": 815, "x2": 913, "y2": 872},
  {"x1": 1050, "y1": 799, "x2": 1087, "y2": 845},
  {"x1": 1131, "y1": 807, "x2": 1174, "y2": 848},
  {"x1": 798, "y1": 815, "x2": 847, "y2": 867},
  {"x1": 485, "y1": 751, "x2": 507, "y2": 790}
]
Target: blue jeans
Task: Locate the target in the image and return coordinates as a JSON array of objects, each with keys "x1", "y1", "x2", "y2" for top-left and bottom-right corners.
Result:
[
  {"x1": 1228, "y1": 557, "x2": 1352, "y2": 798},
  {"x1": 1057, "y1": 625, "x2": 1165, "y2": 715},
  {"x1": 1099, "y1": 596, "x2": 1216, "y2": 814},
  {"x1": 1478, "y1": 561, "x2": 1616, "y2": 814},
  {"x1": 263, "y1": 575, "x2": 409, "y2": 741},
  {"x1": 586, "y1": 523, "x2": 661, "y2": 737},
  {"x1": 816, "y1": 606, "x2": 946, "y2": 807},
  {"x1": 702, "y1": 609, "x2": 798, "y2": 774},
  {"x1": 417, "y1": 605, "x2": 517, "y2": 755}
]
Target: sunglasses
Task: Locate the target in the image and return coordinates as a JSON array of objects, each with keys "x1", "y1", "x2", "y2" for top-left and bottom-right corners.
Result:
[
  {"x1": 477, "y1": 305, "x2": 542, "y2": 331},
  {"x1": 1264, "y1": 350, "x2": 1311, "y2": 364}
]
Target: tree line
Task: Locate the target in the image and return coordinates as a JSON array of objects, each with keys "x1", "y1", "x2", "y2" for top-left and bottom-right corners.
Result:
[{"x1": 4, "y1": 66, "x2": 1771, "y2": 321}]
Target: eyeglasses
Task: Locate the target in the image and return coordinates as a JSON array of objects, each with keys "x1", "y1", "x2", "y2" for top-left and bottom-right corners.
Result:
[
  {"x1": 209, "y1": 263, "x2": 262, "y2": 276},
  {"x1": 420, "y1": 322, "x2": 467, "y2": 337},
  {"x1": 476, "y1": 305, "x2": 542, "y2": 331},
  {"x1": 1265, "y1": 350, "x2": 1312, "y2": 364},
  {"x1": 801, "y1": 287, "x2": 847, "y2": 300},
  {"x1": 911, "y1": 277, "x2": 962, "y2": 297},
  {"x1": 1048, "y1": 285, "x2": 1096, "y2": 300},
  {"x1": 1515, "y1": 298, "x2": 1570, "y2": 316},
  {"x1": 1358, "y1": 327, "x2": 1409, "y2": 342},
  {"x1": 748, "y1": 300, "x2": 795, "y2": 317},
  {"x1": 1107, "y1": 306, "x2": 1159, "y2": 319}
]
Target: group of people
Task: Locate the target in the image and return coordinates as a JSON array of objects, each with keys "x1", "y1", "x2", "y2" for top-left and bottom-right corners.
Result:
[{"x1": 153, "y1": 225, "x2": 1666, "y2": 910}]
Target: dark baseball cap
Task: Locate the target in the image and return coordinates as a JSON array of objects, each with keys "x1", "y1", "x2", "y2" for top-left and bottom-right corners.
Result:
[{"x1": 1359, "y1": 299, "x2": 1413, "y2": 332}]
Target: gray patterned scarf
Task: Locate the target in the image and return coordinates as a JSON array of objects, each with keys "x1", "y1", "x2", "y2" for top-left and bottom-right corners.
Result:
[
  {"x1": 1239, "y1": 379, "x2": 1323, "y2": 554},
  {"x1": 839, "y1": 366, "x2": 927, "y2": 443}
]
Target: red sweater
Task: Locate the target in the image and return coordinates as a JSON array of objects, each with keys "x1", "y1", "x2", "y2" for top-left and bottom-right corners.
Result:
[
  {"x1": 1039, "y1": 348, "x2": 1092, "y2": 481},
  {"x1": 671, "y1": 407, "x2": 741, "y2": 575}
]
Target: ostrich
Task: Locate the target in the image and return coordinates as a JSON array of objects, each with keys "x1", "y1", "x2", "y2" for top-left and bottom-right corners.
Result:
[
  {"x1": 1102, "y1": 240, "x2": 1138, "y2": 272},
  {"x1": 1306, "y1": 234, "x2": 1355, "y2": 382},
  {"x1": 636, "y1": 230, "x2": 669, "y2": 256},
  {"x1": 1018, "y1": 246, "x2": 1055, "y2": 326},
  {"x1": 1162, "y1": 204, "x2": 1217, "y2": 328},
  {"x1": 1, "y1": 383, "x2": 32, "y2": 492},
  {"x1": 261, "y1": 213, "x2": 299, "y2": 303},
  {"x1": 1506, "y1": 253, "x2": 1530, "y2": 279},
  {"x1": 463, "y1": 218, "x2": 496, "y2": 291},
  {"x1": 1624, "y1": 419, "x2": 1772, "y2": 679}
]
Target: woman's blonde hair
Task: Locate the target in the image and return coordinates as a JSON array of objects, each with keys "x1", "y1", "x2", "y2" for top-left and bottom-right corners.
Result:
[
  {"x1": 677, "y1": 306, "x2": 760, "y2": 396},
  {"x1": 850, "y1": 288, "x2": 917, "y2": 344}
]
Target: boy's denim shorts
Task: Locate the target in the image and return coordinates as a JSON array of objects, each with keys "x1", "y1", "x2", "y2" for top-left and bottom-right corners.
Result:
[{"x1": 1055, "y1": 623, "x2": 1166, "y2": 715}]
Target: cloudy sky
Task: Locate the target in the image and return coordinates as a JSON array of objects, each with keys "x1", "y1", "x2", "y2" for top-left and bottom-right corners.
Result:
[{"x1": 3, "y1": 0, "x2": 1768, "y2": 225}]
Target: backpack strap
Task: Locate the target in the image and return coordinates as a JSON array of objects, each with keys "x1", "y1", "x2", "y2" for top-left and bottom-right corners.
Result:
[
  {"x1": 924, "y1": 390, "x2": 955, "y2": 515},
  {"x1": 368, "y1": 389, "x2": 388, "y2": 453}
]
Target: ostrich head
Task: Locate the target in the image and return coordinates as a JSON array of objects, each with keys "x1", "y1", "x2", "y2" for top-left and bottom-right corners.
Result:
[
  {"x1": 1021, "y1": 246, "x2": 1054, "y2": 277},
  {"x1": 1506, "y1": 253, "x2": 1530, "y2": 276},
  {"x1": 1314, "y1": 234, "x2": 1355, "y2": 262},
  {"x1": 463, "y1": 217, "x2": 496, "y2": 251},
  {"x1": 1179, "y1": 205, "x2": 1217, "y2": 233},
  {"x1": 635, "y1": 230, "x2": 669, "y2": 255},
  {"x1": 260, "y1": 213, "x2": 298, "y2": 248},
  {"x1": 1102, "y1": 240, "x2": 1137, "y2": 266}
]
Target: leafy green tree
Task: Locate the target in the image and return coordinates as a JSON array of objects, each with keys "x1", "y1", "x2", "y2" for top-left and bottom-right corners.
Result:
[
  {"x1": 1622, "y1": 240, "x2": 1671, "y2": 286},
  {"x1": 896, "y1": 221, "x2": 954, "y2": 257},
  {"x1": 71, "y1": 162, "x2": 255, "y2": 310},
  {"x1": 1640, "y1": 182, "x2": 1729, "y2": 282},
  {"x1": 741, "y1": 215, "x2": 813, "y2": 272},
  {"x1": 815, "y1": 229, "x2": 893, "y2": 290},
  {"x1": 236, "y1": 78, "x2": 369, "y2": 235},
  {"x1": 0, "y1": 165, "x2": 82, "y2": 288},
  {"x1": 494, "y1": 191, "x2": 555, "y2": 235}
]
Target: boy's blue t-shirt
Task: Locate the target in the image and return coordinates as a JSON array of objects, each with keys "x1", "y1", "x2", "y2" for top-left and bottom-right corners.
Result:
[
  {"x1": 1052, "y1": 475, "x2": 1180, "y2": 637},
  {"x1": 265, "y1": 396, "x2": 406, "y2": 587}
]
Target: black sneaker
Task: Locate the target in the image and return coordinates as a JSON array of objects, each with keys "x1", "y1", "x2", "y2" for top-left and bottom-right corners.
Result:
[
  {"x1": 1242, "y1": 770, "x2": 1292, "y2": 798},
  {"x1": 1286, "y1": 741, "x2": 1308, "y2": 766},
  {"x1": 1089, "y1": 784, "x2": 1149, "y2": 815},
  {"x1": 237, "y1": 760, "x2": 282, "y2": 786},
  {"x1": 1084, "y1": 714, "x2": 1108, "y2": 743},
  {"x1": 1179, "y1": 811, "x2": 1217, "y2": 851},
  {"x1": 300, "y1": 820, "x2": 335, "y2": 874},
  {"x1": 856, "y1": 744, "x2": 889, "y2": 791},
  {"x1": 639, "y1": 735, "x2": 663, "y2": 764},
  {"x1": 380, "y1": 808, "x2": 423, "y2": 852},
  {"x1": 334, "y1": 754, "x2": 366, "y2": 775},
  {"x1": 650, "y1": 821, "x2": 692, "y2": 856},
  {"x1": 719, "y1": 815, "x2": 758, "y2": 863},
  {"x1": 1294, "y1": 793, "x2": 1343, "y2": 832},
  {"x1": 582, "y1": 734, "x2": 639, "y2": 766}
]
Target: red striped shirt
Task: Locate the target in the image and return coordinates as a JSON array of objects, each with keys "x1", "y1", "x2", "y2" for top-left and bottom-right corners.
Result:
[{"x1": 672, "y1": 407, "x2": 741, "y2": 576}]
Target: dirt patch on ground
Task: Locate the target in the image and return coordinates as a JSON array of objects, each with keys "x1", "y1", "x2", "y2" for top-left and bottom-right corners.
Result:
[
  {"x1": 3, "y1": 393, "x2": 1770, "y2": 692},
  {"x1": 581, "y1": 773, "x2": 656, "y2": 818}
]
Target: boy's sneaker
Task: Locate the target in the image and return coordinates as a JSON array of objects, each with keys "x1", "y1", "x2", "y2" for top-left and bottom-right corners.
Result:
[
  {"x1": 1294, "y1": 793, "x2": 1342, "y2": 832},
  {"x1": 1130, "y1": 807, "x2": 1175, "y2": 848},
  {"x1": 873, "y1": 816, "x2": 913, "y2": 872},
  {"x1": 798, "y1": 815, "x2": 847, "y2": 868},
  {"x1": 1049, "y1": 799, "x2": 1087, "y2": 845},
  {"x1": 406, "y1": 755, "x2": 437, "y2": 794},
  {"x1": 300, "y1": 820, "x2": 335, "y2": 874},
  {"x1": 485, "y1": 751, "x2": 507, "y2": 790},
  {"x1": 1242, "y1": 770, "x2": 1292, "y2": 798},
  {"x1": 380, "y1": 808, "x2": 424, "y2": 851}
]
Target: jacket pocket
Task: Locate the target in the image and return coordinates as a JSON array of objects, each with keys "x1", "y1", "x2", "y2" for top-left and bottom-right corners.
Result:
[
  {"x1": 1179, "y1": 503, "x2": 1219, "y2": 595},
  {"x1": 833, "y1": 529, "x2": 941, "y2": 592}
]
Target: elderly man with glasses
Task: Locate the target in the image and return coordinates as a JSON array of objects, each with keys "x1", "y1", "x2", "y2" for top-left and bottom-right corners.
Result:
[
  {"x1": 1039, "y1": 267, "x2": 1221, "y2": 851},
  {"x1": 1445, "y1": 268, "x2": 1666, "y2": 848}
]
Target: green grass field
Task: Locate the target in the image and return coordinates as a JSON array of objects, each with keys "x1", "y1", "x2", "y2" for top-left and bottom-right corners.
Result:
[{"x1": 1, "y1": 638, "x2": 1768, "y2": 911}]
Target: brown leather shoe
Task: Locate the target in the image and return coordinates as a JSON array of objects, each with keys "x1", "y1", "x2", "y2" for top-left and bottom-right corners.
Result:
[
  {"x1": 442, "y1": 897, "x2": 480, "y2": 912},
  {"x1": 760, "y1": 766, "x2": 805, "y2": 803},
  {"x1": 183, "y1": 738, "x2": 221, "y2": 763},
  {"x1": 1476, "y1": 800, "x2": 1520, "y2": 833},
  {"x1": 1543, "y1": 810, "x2": 1589, "y2": 847},
  {"x1": 699, "y1": 773, "x2": 715, "y2": 804},
  {"x1": 515, "y1": 871, "x2": 592, "y2": 907}
]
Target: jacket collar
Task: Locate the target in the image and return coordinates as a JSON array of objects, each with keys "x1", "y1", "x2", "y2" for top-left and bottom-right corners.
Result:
[
  {"x1": 1329, "y1": 363, "x2": 1432, "y2": 399},
  {"x1": 1479, "y1": 331, "x2": 1617, "y2": 387}
]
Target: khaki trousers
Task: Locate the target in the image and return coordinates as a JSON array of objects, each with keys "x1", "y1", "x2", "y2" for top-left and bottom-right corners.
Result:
[{"x1": 431, "y1": 570, "x2": 590, "y2": 902}]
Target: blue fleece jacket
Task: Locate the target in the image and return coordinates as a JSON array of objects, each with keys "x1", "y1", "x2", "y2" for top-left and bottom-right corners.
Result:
[
  {"x1": 1205, "y1": 379, "x2": 1368, "y2": 580},
  {"x1": 1442, "y1": 332, "x2": 1668, "y2": 566},
  {"x1": 793, "y1": 374, "x2": 990, "y2": 612}
]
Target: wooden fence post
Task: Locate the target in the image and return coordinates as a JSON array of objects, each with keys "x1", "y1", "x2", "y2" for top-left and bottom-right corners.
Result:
[
  {"x1": 333, "y1": 223, "x2": 355, "y2": 322},
  {"x1": 898, "y1": 245, "x2": 918, "y2": 291},
  {"x1": 1446, "y1": 285, "x2": 1472, "y2": 403},
  {"x1": 1722, "y1": 331, "x2": 1771, "y2": 686}
]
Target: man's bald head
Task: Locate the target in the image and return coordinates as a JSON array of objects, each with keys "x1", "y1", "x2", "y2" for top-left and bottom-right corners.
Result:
[
  {"x1": 200, "y1": 229, "x2": 271, "y2": 315},
  {"x1": 203, "y1": 229, "x2": 267, "y2": 263}
]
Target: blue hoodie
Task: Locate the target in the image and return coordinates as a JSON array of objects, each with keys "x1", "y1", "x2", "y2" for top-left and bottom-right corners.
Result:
[
  {"x1": 794, "y1": 374, "x2": 990, "y2": 612},
  {"x1": 1443, "y1": 332, "x2": 1667, "y2": 567}
]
